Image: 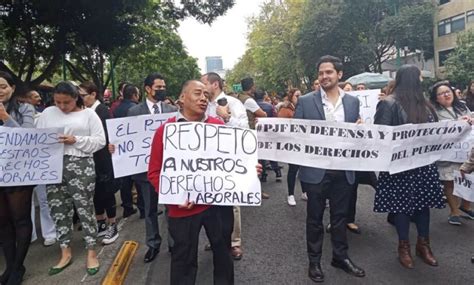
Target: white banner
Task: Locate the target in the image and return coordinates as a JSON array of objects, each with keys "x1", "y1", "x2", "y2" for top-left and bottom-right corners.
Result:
[
  {"x1": 106, "y1": 113, "x2": 175, "y2": 178},
  {"x1": 453, "y1": 171, "x2": 474, "y2": 202},
  {"x1": 441, "y1": 126, "x2": 474, "y2": 163},
  {"x1": 257, "y1": 118, "x2": 471, "y2": 174},
  {"x1": 159, "y1": 122, "x2": 261, "y2": 206},
  {"x1": 0, "y1": 127, "x2": 64, "y2": 186},
  {"x1": 347, "y1": 89, "x2": 380, "y2": 124}
]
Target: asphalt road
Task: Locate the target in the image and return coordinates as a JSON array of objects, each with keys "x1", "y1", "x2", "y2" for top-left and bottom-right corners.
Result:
[
  {"x1": 148, "y1": 166, "x2": 474, "y2": 284},
  {"x1": 2, "y1": 165, "x2": 473, "y2": 284}
]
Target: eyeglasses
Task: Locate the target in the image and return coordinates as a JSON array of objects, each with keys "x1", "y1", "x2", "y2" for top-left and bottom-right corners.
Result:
[{"x1": 436, "y1": 91, "x2": 451, "y2": 97}]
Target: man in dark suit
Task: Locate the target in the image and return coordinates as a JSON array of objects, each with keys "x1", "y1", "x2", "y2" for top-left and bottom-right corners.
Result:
[
  {"x1": 294, "y1": 55, "x2": 365, "y2": 282},
  {"x1": 112, "y1": 73, "x2": 177, "y2": 263},
  {"x1": 112, "y1": 84, "x2": 143, "y2": 218}
]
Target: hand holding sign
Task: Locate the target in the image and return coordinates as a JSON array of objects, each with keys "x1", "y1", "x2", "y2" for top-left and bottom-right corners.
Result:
[
  {"x1": 58, "y1": 134, "x2": 76, "y2": 145},
  {"x1": 0, "y1": 103, "x2": 10, "y2": 121}
]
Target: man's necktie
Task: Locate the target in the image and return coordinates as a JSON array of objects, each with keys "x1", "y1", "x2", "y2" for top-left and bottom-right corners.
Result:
[{"x1": 153, "y1": 103, "x2": 159, "y2": 114}]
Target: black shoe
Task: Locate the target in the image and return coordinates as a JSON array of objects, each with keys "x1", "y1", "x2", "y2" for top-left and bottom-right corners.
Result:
[
  {"x1": 387, "y1": 213, "x2": 395, "y2": 226},
  {"x1": 97, "y1": 219, "x2": 107, "y2": 238},
  {"x1": 275, "y1": 169, "x2": 282, "y2": 182},
  {"x1": 308, "y1": 263, "x2": 324, "y2": 283},
  {"x1": 144, "y1": 247, "x2": 160, "y2": 263},
  {"x1": 331, "y1": 258, "x2": 365, "y2": 277},
  {"x1": 139, "y1": 211, "x2": 145, "y2": 219},
  {"x1": 347, "y1": 224, "x2": 361, "y2": 235},
  {"x1": 6, "y1": 266, "x2": 25, "y2": 285},
  {"x1": 157, "y1": 210, "x2": 164, "y2": 216},
  {"x1": 123, "y1": 208, "x2": 137, "y2": 218},
  {"x1": 0, "y1": 269, "x2": 11, "y2": 285}
]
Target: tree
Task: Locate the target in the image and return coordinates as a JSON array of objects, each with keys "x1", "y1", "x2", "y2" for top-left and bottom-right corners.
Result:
[
  {"x1": 113, "y1": 14, "x2": 201, "y2": 99},
  {"x1": 0, "y1": 0, "x2": 234, "y2": 89},
  {"x1": 226, "y1": 0, "x2": 306, "y2": 92},
  {"x1": 297, "y1": 0, "x2": 435, "y2": 81},
  {"x1": 445, "y1": 30, "x2": 474, "y2": 88}
]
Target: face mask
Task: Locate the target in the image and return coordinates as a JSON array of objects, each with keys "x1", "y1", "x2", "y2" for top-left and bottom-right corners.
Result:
[{"x1": 154, "y1": 89, "x2": 166, "y2": 101}]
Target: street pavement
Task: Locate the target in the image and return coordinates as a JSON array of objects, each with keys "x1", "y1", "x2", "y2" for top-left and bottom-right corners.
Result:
[{"x1": 1, "y1": 165, "x2": 474, "y2": 284}]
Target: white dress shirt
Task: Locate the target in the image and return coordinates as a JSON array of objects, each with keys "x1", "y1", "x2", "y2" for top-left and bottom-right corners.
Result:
[
  {"x1": 146, "y1": 98, "x2": 161, "y2": 114},
  {"x1": 207, "y1": 92, "x2": 249, "y2": 128},
  {"x1": 320, "y1": 87, "x2": 346, "y2": 122}
]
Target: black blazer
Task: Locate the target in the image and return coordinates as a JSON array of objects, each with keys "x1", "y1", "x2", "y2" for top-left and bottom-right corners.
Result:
[{"x1": 94, "y1": 103, "x2": 114, "y2": 182}]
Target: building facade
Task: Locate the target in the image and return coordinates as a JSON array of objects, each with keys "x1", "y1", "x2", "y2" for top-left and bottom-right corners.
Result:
[
  {"x1": 205, "y1": 56, "x2": 223, "y2": 73},
  {"x1": 434, "y1": 0, "x2": 474, "y2": 77}
]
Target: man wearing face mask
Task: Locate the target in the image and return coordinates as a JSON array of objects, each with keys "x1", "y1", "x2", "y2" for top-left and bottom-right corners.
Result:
[{"x1": 121, "y1": 73, "x2": 177, "y2": 262}]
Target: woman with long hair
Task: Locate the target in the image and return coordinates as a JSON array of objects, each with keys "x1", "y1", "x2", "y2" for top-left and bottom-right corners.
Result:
[
  {"x1": 0, "y1": 71, "x2": 35, "y2": 284},
  {"x1": 429, "y1": 81, "x2": 473, "y2": 225},
  {"x1": 463, "y1": 80, "x2": 474, "y2": 110},
  {"x1": 278, "y1": 88, "x2": 307, "y2": 205},
  {"x1": 374, "y1": 65, "x2": 445, "y2": 269},
  {"x1": 36, "y1": 82, "x2": 105, "y2": 276},
  {"x1": 79, "y1": 81, "x2": 119, "y2": 245}
]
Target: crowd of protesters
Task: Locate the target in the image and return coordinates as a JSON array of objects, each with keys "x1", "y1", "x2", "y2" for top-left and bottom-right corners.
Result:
[{"x1": 1, "y1": 54, "x2": 474, "y2": 285}]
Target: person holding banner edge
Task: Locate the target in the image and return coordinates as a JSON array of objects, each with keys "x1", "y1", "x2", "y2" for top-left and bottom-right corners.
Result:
[
  {"x1": 294, "y1": 55, "x2": 365, "y2": 282},
  {"x1": 0, "y1": 71, "x2": 36, "y2": 285},
  {"x1": 429, "y1": 81, "x2": 474, "y2": 225},
  {"x1": 109, "y1": 73, "x2": 178, "y2": 263},
  {"x1": 373, "y1": 65, "x2": 445, "y2": 269}
]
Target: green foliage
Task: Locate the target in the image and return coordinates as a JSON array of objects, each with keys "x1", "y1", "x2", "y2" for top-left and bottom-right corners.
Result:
[
  {"x1": 227, "y1": 0, "x2": 435, "y2": 92},
  {"x1": 0, "y1": 0, "x2": 233, "y2": 89},
  {"x1": 445, "y1": 30, "x2": 474, "y2": 88},
  {"x1": 226, "y1": 0, "x2": 306, "y2": 93}
]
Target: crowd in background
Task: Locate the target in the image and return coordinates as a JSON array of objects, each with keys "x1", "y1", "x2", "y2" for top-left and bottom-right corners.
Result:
[{"x1": 1, "y1": 57, "x2": 474, "y2": 284}]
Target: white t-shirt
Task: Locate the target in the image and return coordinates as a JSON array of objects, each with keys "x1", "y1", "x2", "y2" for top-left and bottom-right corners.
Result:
[
  {"x1": 243, "y1": 97, "x2": 261, "y2": 113},
  {"x1": 207, "y1": 92, "x2": 249, "y2": 128},
  {"x1": 36, "y1": 107, "x2": 106, "y2": 157}
]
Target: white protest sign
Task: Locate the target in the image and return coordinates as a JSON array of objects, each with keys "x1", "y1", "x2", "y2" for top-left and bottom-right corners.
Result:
[
  {"x1": 441, "y1": 126, "x2": 474, "y2": 163},
  {"x1": 347, "y1": 89, "x2": 380, "y2": 124},
  {"x1": 106, "y1": 113, "x2": 175, "y2": 178},
  {"x1": 453, "y1": 171, "x2": 474, "y2": 202},
  {"x1": 0, "y1": 127, "x2": 64, "y2": 186},
  {"x1": 257, "y1": 118, "x2": 471, "y2": 174},
  {"x1": 159, "y1": 122, "x2": 261, "y2": 206}
]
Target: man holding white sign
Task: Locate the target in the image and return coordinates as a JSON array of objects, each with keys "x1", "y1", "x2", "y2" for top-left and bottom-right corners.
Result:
[
  {"x1": 110, "y1": 73, "x2": 177, "y2": 263},
  {"x1": 148, "y1": 80, "x2": 261, "y2": 285},
  {"x1": 294, "y1": 55, "x2": 365, "y2": 282}
]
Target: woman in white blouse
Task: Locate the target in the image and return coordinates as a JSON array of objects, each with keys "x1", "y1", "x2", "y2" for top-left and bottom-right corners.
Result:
[{"x1": 36, "y1": 81, "x2": 105, "y2": 276}]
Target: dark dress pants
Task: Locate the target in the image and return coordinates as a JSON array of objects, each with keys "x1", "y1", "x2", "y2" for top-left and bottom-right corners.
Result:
[
  {"x1": 168, "y1": 207, "x2": 234, "y2": 285},
  {"x1": 135, "y1": 180, "x2": 161, "y2": 249},
  {"x1": 302, "y1": 171, "x2": 351, "y2": 264},
  {"x1": 120, "y1": 175, "x2": 144, "y2": 214}
]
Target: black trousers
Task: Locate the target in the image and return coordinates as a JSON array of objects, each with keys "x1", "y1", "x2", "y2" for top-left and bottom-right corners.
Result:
[
  {"x1": 94, "y1": 181, "x2": 117, "y2": 218},
  {"x1": 120, "y1": 175, "x2": 144, "y2": 214},
  {"x1": 302, "y1": 171, "x2": 351, "y2": 264},
  {"x1": 168, "y1": 207, "x2": 234, "y2": 285},
  {"x1": 348, "y1": 172, "x2": 377, "y2": 224}
]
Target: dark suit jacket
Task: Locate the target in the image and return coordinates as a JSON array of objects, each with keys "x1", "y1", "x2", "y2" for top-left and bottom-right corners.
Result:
[
  {"x1": 94, "y1": 103, "x2": 114, "y2": 182},
  {"x1": 294, "y1": 90, "x2": 360, "y2": 184},
  {"x1": 127, "y1": 101, "x2": 178, "y2": 182},
  {"x1": 114, "y1": 99, "x2": 137, "y2": 118}
]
